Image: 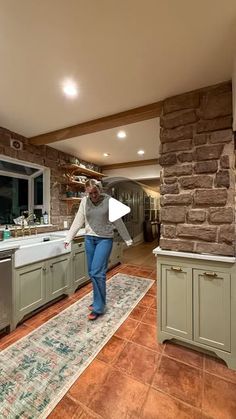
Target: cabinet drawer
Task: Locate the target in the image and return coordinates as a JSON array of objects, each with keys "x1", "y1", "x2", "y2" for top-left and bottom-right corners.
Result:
[
  {"x1": 193, "y1": 269, "x2": 231, "y2": 352},
  {"x1": 72, "y1": 241, "x2": 85, "y2": 252}
]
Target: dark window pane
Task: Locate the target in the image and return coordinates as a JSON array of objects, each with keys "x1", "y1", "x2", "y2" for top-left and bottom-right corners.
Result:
[
  {"x1": 0, "y1": 160, "x2": 38, "y2": 175},
  {"x1": 0, "y1": 176, "x2": 28, "y2": 224},
  {"x1": 34, "y1": 174, "x2": 43, "y2": 205}
]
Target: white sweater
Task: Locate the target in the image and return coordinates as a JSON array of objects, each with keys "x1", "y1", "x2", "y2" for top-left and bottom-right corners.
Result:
[{"x1": 65, "y1": 194, "x2": 131, "y2": 243}]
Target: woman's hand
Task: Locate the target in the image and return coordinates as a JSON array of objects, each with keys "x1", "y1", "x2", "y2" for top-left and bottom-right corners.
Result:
[
  {"x1": 125, "y1": 239, "x2": 133, "y2": 247},
  {"x1": 64, "y1": 241, "x2": 70, "y2": 249}
]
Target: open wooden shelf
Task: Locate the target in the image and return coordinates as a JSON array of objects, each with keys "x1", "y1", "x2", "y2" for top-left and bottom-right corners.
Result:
[
  {"x1": 61, "y1": 164, "x2": 105, "y2": 179},
  {"x1": 61, "y1": 197, "x2": 82, "y2": 202}
]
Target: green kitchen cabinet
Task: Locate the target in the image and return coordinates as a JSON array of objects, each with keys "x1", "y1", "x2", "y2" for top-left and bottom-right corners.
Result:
[
  {"x1": 71, "y1": 240, "x2": 89, "y2": 291},
  {"x1": 47, "y1": 253, "x2": 71, "y2": 301},
  {"x1": 161, "y1": 265, "x2": 192, "y2": 340},
  {"x1": 154, "y1": 248, "x2": 236, "y2": 370},
  {"x1": 13, "y1": 261, "x2": 47, "y2": 328},
  {"x1": 193, "y1": 269, "x2": 231, "y2": 352},
  {"x1": 13, "y1": 253, "x2": 71, "y2": 328}
]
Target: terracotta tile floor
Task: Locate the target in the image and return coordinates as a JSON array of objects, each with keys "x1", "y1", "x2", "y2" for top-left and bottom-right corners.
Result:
[{"x1": 1, "y1": 256, "x2": 236, "y2": 418}]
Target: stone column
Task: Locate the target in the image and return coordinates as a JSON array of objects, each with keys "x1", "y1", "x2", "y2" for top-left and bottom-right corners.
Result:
[{"x1": 159, "y1": 82, "x2": 235, "y2": 256}]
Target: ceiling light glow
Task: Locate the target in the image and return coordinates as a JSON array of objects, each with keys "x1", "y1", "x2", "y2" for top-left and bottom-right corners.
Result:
[
  {"x1": 103, "y1": 153, "x2": 110, "y2": 157},
  {"x1": 137, "y1": 150, "x2": 145, "y2": 155},
  {"x1": 117, "y1": 130, "x2": 126, "y2": 139},
  {"x1": 62, "y1": 80, "x2": 78, "y2": 98}
]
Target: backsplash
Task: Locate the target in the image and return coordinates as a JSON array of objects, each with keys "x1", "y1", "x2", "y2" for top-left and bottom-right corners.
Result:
[{"x1": 159, "y1": 81, "x2": 235, "y2": 257}]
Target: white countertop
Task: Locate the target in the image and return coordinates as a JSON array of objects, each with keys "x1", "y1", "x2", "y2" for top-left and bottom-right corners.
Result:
[
  {"x1": 0, "y1": 242, "x2": 20, "y2": 252},
  {"x1": 0, "y1": 228, "x2": 85, "y2": 252},
  {"x1": 153, "y1": 246, "x2": 236, "y2": 264}
]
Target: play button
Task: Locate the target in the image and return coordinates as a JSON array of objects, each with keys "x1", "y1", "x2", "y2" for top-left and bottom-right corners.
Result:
[{"x1": 108, "y1": 197, "x2": 131, "y2": 222}]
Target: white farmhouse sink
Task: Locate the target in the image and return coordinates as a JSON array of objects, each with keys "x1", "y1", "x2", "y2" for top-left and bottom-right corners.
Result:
[
  {"x1": 14, "y1": 235, "x2": 71, "y2": 268},
  {"x1": 14, "y1": 235, "x2": 60, "y2": 246}
]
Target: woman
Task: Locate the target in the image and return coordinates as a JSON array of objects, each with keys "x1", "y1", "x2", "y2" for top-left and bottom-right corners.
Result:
[{"x1": 64, "y1": 179, "x2": 133, "y2": 320}]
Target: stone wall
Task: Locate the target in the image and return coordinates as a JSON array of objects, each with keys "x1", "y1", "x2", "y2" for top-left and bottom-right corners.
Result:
[
  {"x1": 159, "y1": 81, "x2": 235, "y2": 256},
  {"x1": 0, "y1": 127, "x2": 100, "y2": 229}
]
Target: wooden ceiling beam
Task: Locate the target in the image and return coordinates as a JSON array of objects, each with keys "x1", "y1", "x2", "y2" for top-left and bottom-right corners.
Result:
[
  {"x1": 29, "y1": 101, "x2": 163, "y2": 146},
  {"x1": 101, "y1": 158, "x2": 159, "y2": 170}
]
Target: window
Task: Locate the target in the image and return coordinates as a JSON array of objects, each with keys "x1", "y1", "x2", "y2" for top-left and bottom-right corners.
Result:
[{"x1": 0, "y1": 155, "x2": 50, "y2": 225}]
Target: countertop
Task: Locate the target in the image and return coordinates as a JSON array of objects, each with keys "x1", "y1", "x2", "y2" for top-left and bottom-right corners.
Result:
[{"x1": 153, "y1": 246, "x2": 236, "y2": 264}]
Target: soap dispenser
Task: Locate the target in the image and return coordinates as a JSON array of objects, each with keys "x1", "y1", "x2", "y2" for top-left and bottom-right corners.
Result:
[
  {"x1": 43, "y1": 211, "x2": 49, "y2": 225},
  {"x1": 3, "y1": 225, "x2": 11, "y2": 240}
]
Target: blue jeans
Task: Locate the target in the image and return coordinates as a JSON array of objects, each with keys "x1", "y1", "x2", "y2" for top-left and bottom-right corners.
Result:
[{"x1": 85, "y1": 235, "x2": 113, "y2": 314}]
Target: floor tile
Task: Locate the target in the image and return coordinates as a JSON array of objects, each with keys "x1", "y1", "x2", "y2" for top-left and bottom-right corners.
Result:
[
  {"x1": 96, "y1": 335, "x2": 126, "y2": 364},
  {"x1": 47, "y1": 395, "x2": 81, "y2": 418},
  {"x1": 152, "y1": 355, "x2": 203, "y2": 408},
  {"x1": 204, "y1": 354, "x2": 236, "y2": 384},
  {"x1": 146, "y1": 282, "x2": 157, "y2": 296},
  {"x1": 89, "y1": 368, "x2": 149, "y2": 419},
  {"x1": 139, "y1": 294, "x2": 156, "y2": 308},
  {"x1": 202, "y1": 372, "x2": 236, "y2": 418},
  {"x1": 76, "y1": 406, "x2": 104, "y2": 419},
  {"x1": 164, "y1": 342, "x2": 204, "y2": 369},
  {"x1": 141, "y1": 308, "x2": 157, "y2": 327},
  {"x1": 149, "y1": 271, "x2": 157, "y2": 281},
  {"x1": 138, "y1": 387, "x2": 202, "y2": 419},
  {"x1": 115, "y1": 317, "x2": 139, "y2": 340},
  {"x1": 49, "y1": 397, "x2": 103, "y2": 419},
  {"x1": 68, "y1": 359, "x2": 111, "y2": 406},
  {"x1": 130, "y1": 322, "x2": 163, "y2": 352},
  {"x1": 129, "y1": 305, "x2": 148, "y2": 321},
  {"x1": 135, "y1": 269, "x2": 153, "y2": 278},
  {"x1": 114, "y1": 341, "x2": 160, "y2": 385},
  {"x1": 118, "y1": 266, "x2": 139, "y2": 275}
]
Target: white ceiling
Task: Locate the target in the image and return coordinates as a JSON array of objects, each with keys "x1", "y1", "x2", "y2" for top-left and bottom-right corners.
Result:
[
  {"x1": 50, "y1": 118, "x2": 160, "y2": 165},
  {"x1": 1, "y1": 0, "x2": 236, "y2": 164}
]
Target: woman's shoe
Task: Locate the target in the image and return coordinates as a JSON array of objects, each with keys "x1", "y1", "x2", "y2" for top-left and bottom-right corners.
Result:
[
  {"x1": 88, "y1": 312, "x2": 99, "y2": 321},
  {"x1": 88, "y1": 305, "x2": 94, "y2": 311}
]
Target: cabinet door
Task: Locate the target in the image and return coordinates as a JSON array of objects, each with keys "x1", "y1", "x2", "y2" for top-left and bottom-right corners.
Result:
[
  {"x1": 193, "y1": 269, "x2": 231, "y2": 352},
  {"x1": 48, "y1": 254, "x2": 70, "y2": 300},
  {"x1": 161, "y1": 264, "x2": 192, "y2": 339},
  {"x1": 14, "y1": 262, "x2": 47, "y2": 318},
  {"x1": 73, "y1": 247, "x2": 88, "y2": 288}
]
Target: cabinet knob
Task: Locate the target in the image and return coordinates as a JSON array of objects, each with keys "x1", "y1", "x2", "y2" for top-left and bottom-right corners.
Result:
[
  {"x1": 204, "y1": 271, "x2": 217, "y2": 278},
  {"x1": 42, "y1": 267, "x2": 46, "y2": 272},
  {"x1": 171, "y1": 266, "x2": 182, "y2": 272}
]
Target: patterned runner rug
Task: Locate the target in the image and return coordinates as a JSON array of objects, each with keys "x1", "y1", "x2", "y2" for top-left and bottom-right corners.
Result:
[{"x1": 0, "y1": 273, "x2": 154, "y2": 418}]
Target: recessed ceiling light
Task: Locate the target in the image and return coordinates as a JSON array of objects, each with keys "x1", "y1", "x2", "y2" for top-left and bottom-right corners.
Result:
[
  {"x1": 117, "y1": 130, "x2": 126, "y2": 139},
  {"x1": 137, "y1": 150, "x2": 145, "y2": 155},
  {"x1": 103, "y1": 153, "x2": 110, "y2": 157},
  {"x1": 62, "y1": 80, "x2": 78, "y2": 98}
]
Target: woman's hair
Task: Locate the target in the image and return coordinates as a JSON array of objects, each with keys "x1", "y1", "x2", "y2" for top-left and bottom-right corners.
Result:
[{"x1": 85, "y1": 179, "x2": 103, "y2": 191}]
